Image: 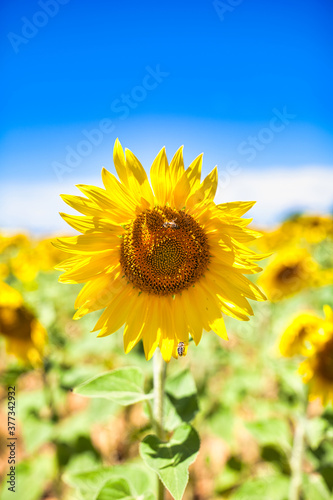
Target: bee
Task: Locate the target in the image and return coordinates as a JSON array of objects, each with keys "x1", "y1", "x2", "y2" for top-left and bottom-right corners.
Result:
[
  {"x1": 162, "y1": 219, "x2": 179, "y2": 229},
  {"x1": 177, "y1": 341, "x2": 187, "y2": 357}
]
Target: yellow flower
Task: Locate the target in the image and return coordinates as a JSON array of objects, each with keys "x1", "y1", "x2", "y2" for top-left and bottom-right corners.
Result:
[
  {"x1": 0, "y1": 233, "x2": 29, "y2": 281},
  {"x1": 0, "y1": 233, "x2": 29, "y2": 254},
  {"x1": 0, "y1": 282, "x2": 46, "y2": 366},
  {"x1": 292, "y1": 214, "x2": 333, "y2": 245},
  {"x1": 10, "y1": 237, "x2": 67, "y2": 283},
  {"x1": 279, "y1": 312, "x2": 326, "y2": 358},
  {"x1": 257, "y1": 214, "x2": 333, "y2": 253},
  {"x1": 256, "y1": 221, "x2": 299, "y2": 253},
  {"x1": 258, "y1": 248, "x2": 326, "y2": 302},
  {"x1": 299, "y1": 306, "x2": 333, "y2": 404},
  {"x1": 55, "y1": 139, "x2": 266, "y2": 362}
]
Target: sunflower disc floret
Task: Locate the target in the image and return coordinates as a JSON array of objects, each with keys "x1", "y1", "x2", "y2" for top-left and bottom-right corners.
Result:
[{"x1": 121, "y1": 207, "x2": 210, "y2": 295}]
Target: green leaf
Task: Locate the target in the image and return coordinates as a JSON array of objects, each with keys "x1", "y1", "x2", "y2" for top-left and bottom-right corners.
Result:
[
  {"x1": 96, "y1": 478, "x2": 133, "y2": 500},
  {"x1": 164, "y1": 369, "x2": 199, "y2": 430},
  {"x1": 64, "y1": 464, "x2": 155, "y2": 500},
  {"x1": 230, "y1": 474, "x2": 289, "y2": 500},
  {"x1": 0, "y1": 453, "x2": 56, "y2": 500},
  {"x1": 208, "y1": 406, "x2": 236, "y2": 445},
  {"x1": 96, "y1": 478, "x2": 155, "y2": 500},
  {"x1": 21, "y1": 414, "x2": 54, "y2": 453},
  {"x1": 245, "y1": 419, "x2": 291, "y2": 451},
  {"x1": 64, "y1": 468, "x2": 117, "y2": 500},
  {"x1": 302, "y1": 473, "x2": 331, "y2": 500},
  {"x1": 305, "y1": 418, "x2": 328, "y2": 449},
  {"x1": 74, "y1": 366, "x2": 151, "y2": 405},
  {"x1": 140, "y1": 423, "x2": 200, "y2": 500},
  {"x1": 215, "y1": 464, "x2": 242, "y2": 492}
]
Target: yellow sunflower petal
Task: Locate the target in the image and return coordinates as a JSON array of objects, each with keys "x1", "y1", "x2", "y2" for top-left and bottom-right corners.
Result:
[
  {"x1": 123, "y1": 294, "x2": 148, "y2": 353},
  {"x1": 125, "y1": 148, "x2": 155, "y2": 206},
  {"x1": 113, "y1": 138, "x2": 128, "y2": 185},
  {"x1": 142, "y1": 297, "x2": 161, "y2": 360},
  {"x1": 169, "y1": 146, "x2": 185, "y2": 185},
  {"x1": 150, "y1": 147, "x2": 171, "y2": 205},
  {"x1": 60, "y1": 213, "x2": 121, "y2": 234},
  {"x1": 186, "y1": 166, "x2": 218, "y2": 208},
  {"x1": 54, "y1": 233, "x2": 120, "y2": 254},
  {"x1": 60, "y1": 194, "x2": 103, "y2": 217},
  {"x1": 77, "y1": 184, "x2": 135, "y2": 223},
  {"x1": 58, "y1": 251, "x2": 119, "y2": 283},
  {"x1": 94, "y1": 285, "x2": 138, "y2": 337},
  {"x1": 186, "y1": 153, "x2": 203, "y2": 190},
  {"x1": 180, "y1": 289, "x2": 204, "y2": 345},
  {"x1": 216, "y1": 201, "x2": 256, "y2": 217}
]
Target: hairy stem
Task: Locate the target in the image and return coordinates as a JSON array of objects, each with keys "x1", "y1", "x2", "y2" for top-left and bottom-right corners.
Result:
[
  {"x1": 289, "y1": 415, "x2": 306, "y2": 500},
  {"x1": 153, "y1": 349, "x2": 167, "y2": 500}
]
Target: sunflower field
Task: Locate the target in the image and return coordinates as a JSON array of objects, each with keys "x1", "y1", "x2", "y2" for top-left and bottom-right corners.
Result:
[{"x1": 1, "y1": 147, "x2": 333, "y2": 500}]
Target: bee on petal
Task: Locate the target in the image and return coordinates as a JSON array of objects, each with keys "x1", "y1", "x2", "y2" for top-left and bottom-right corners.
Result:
[{"x1": 177, "y1": 341, "x2": 187, "y2": 357}]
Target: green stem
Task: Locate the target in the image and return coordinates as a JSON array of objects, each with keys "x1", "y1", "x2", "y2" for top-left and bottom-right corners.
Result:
[
  {"x1": 153, "y1": 349, "x2": 166, "y2": 500},
  {"x1": 42, "y1": 359, "x2": 58, "y2": 422},
  {"x1": 289, "y1": 415, "x2": 306, "y2": 500}
]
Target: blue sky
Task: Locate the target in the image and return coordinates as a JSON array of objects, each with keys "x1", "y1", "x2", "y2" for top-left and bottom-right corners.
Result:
[{"x1": 0, "y1": 0, "x2": 333, "y2": 231}]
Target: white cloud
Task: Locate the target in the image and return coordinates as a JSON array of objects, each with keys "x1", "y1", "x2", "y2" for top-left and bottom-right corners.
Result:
[
  {"x1": 0, "y1": 166, "x2": 332, "y2": 234},
  {"x1": 215, "y1": 166, "x2": 333, "y2": 226}
]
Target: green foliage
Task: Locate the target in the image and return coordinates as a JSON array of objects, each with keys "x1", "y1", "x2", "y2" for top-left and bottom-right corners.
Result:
[
  {"x1": 96, "y1": 478, "x2": 155, "y2": 500},
  {"x1": 0, "y1": 453, "x2": 56, "y2": 500},
  {"x1": 230, "y1": 474, "x2": 289, "y2": 500},
  {"x1": 164, "y1": 368, "x2": 199, "y2": 430},
  {"x1": 74, "y1": 366, "x2": 152, "y2": 405},
  {"x1": 64, "y1": 463, "x2": 155, "y2": 500},
  {"x1": 245, "y1": 419, "x2": 291, "y2": 451},
  {"x1": 305, "y1": 417, "x2": 329, "y2": 449},
  {"x1": 302, "y1": 473, "x2": 332, "y2": 500},
  {"x1": 140, "y1": 423, "x2": 200, "y2": 500}
]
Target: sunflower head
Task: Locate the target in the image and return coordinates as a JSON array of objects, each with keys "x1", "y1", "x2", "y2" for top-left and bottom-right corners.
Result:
[
  {"x1": 55, "y1": 139, "x2": 266, "y2": 362},
  {"x1": 258, "y1": 248, "x2": 321, "y2": 302},
  {"x1": 293, "y1": 214, "x2": 333, "y2": 244},
  {"x1": 0, "y1": 282, "x2": 47, "y2": 366},
  {"x1": 279, "y1": 312, "x2": 326, "y2": 358},
  {"x1": 298, "y1": 306, "x2": 333, "y2": 404}
]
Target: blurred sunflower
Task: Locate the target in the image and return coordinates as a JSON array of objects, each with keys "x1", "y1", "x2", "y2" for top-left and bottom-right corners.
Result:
[
  {"x1": 299, "y1": 306, "x2": 333, "y2": 404},
  {"x1": 279, "y1": 312, "x2": 326, "y2": 358},
  {"x1": 258, "y1": 248, "x2": 327, "y2": 302},
  {"x1": 55, "y1": 139, "x2": 266, "y2": 362},
  {"x1": 256, "y1": 221, "x2": 299, "y2": 253},
  {"x1": 292, "y1": 214, "x2": 333, "y2": 245},
  {"x1": 257, "y1": 214, "x2": 333, "y2": 253},
  {"x1": 0, "y1": 281, "x2": 46, "y2": 366},
  {"x1": 10, "y1": 237, "x2": 67, "y2": 283}
]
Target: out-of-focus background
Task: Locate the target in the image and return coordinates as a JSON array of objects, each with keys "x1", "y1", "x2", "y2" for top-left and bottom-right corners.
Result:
[{"x1": 1, "y1": 1, "x2": 333, "y2": 499}]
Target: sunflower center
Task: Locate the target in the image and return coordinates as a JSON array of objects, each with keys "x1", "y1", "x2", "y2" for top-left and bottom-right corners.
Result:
[
  {"x1": 120, "y1": 207, "x2": 210, "y2": 295},
  {"x1": 316, "y1": 337, "x2": 333, "y2": 381},
  {"x1": 0, "y1": 306, "x2": 34, "y2": 339},
  {"x1": 276, "y1": 264, "x2": 301, "y2": 283}
]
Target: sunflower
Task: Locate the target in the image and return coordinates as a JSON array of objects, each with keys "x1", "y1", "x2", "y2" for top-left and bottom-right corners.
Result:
[
  {"x1": 279, "y1": 312, "x2": 326, "y2": 358},
  {"x1": 257, "y1": 214, "x2": 333, "y2": 253},
  {"x1": 258, "y1": 248, "x2": 325, "y2": 302},
  {"x1": 55, "y1": 139, "x2": 267, "y2": 362},
  {"x1": 0, "y1": 281, "x2": 46, "y2": 366},
  {"x1": 256, "y1": 221, "x2": 299, "y2": 253},
  {"x1": 291, "y1": 214, "x2": 333, "y2": 245},
  {"x1": 298, "y1": 306, "x2": 333, "y2": 404},
  {"x1": 10, "y1": 237, "x2": 67, "y2": 283}
]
